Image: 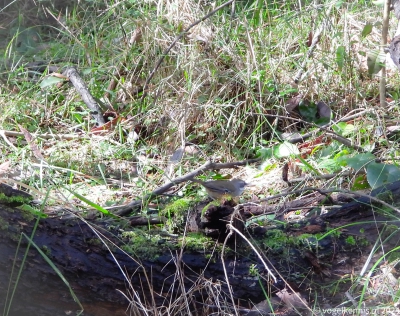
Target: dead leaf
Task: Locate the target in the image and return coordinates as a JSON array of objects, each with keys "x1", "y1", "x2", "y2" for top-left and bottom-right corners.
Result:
[
  {"x1": 276, "y1": 288, "x2": 309, "y2": 310},
  {"x1": 285, "y1": 94, "x2": 303, "y2": 113},
  {"x1": 0, "y1": 161, "x2": 11, "y2": 176},
  {"x1": 316, "y1": 101, "x2": 332, "y2": 119},
  {"x1": 91, "y1": 115, "x2": 122, "y2": 135}
]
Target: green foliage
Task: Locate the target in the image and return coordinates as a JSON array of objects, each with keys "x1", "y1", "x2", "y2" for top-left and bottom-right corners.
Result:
[
  {"x1": 299, "y1": 102, "x2": 318, "y2": 122},
  {"x1": 249, "y1": 264, "x2": 259, "y2": 276},
  {"x1": 351, "y1": 175, "x2": 370, "y2": 191},
  {"x1": 0, "y1": 193, "x2": 32, "y2": 206},
  {"x1": 335, "y1": 45, "x2": 346, "y2": 71},
  {"x1": 361, "y1": 23, "x2": 373, "y2": 38},
  {"x1": 121, "y1": 230, "x2": 173, "y2": 260},
  {"x1": 161, "y1": 198, "x2": 191, "y2": 233},
  {"x1": 345, "y1": 235, "x2": 356, "y2": 246},
  {"x1": 343, "y1": 152, "x2": 375, "y2": 170},
  {"x1": 39, "y1": 76, "x2": 64, "y2": 89},
  {"x1": 179, "y1": 232, "x2": 218, "y2": 252},
  {"x1": 367, "y1": 49, "x2": 386, "y2": 76},
  {"x1": 258, "y1": 141, "x2": 300, "y2": 159},
  {"x1": 340, "y1": 153, "x2": 400, "y2": 189},
  {"x1": 332, "y1": 122, "x2": 356, "y2": 137},
  {"x1": 19, "y1": 204, "x2": 47, "y2": 219}
]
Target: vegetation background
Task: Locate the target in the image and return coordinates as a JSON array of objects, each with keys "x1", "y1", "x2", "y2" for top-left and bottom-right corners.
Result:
[{"x1": 1, "y1": 0, "x2": 400, "y2": 314}]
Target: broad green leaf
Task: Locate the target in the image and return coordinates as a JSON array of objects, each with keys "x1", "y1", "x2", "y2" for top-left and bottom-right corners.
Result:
[
  {"x1": 273, "y1": 141, "x2": 299, "y2": 158},
  {"x1": 336, "y1": 46, "x2": 346, "y2": 71},
  {"x1": 351, "y1": 175, "x2": 370, "y2": 191},
  {"x1": 367, "y1": 49, "x2": 386, "y2": 75},
  {"x1": 332, "y1": 122, "x2": 347, "y2": 134},
  {"x1": 82, "y1": 68, "x2": 93, "y2": 75},
  {"x1": 332, "y1": 122, "x2": 355, "y2": 136},
  {"x1": 341, "y1": 124, "x2": 356, "y2": 137},
  {"x1": 40, "y1": 76, "x2": 64, "y2": 89},
  {"x1": 314, "y1": 117, "x2": 331, "y2": 126},
  {"x1": 299, "y1": 102, "x2": 317, "y2": 122},
  {"x1": 361, "y1": 24, "x2": 373, "y2": 38},
  {"x1": 258, "y1": 148, "x2": 273, "y2": 159},
  {"x1": 317, "y1": 158, "x2": 340, "y2": 173},
  {"x1": 246, "y1": 214, "x2": 275, "y2": 227},
  {"x1": 335, "y1": 0, "x2": 344, "y2": 8},
  {"x1": 260, "y1": 162, "x2": 277, "y2": 172},
  {"x1": 366, "y1": 162, "x2": 400, "y2": 189},
  {"x1": 341, "y1": 153, "x2": 375, "y2": 170}
]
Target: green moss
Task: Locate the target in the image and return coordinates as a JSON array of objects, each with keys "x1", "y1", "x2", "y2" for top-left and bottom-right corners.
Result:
[
  {"x1": 345, "y1": 236, "x2": 356, "y2": 246},
  {"x1": 161, "y1": 198, "x2": 191, "y2": 217},
  {"x1": 261, "y1": 228, "x2": 323, "y2": 256},
  {"x1": 85, "y1": 238, "x2": 102, "y2": 246},
  {"x1": 358, "y1": 236, "x2": 369, "y2": 247},
  {"x1": 249, "y1": 264, "x2": 259, "y2": 276},
  {"x1": 262, "y1": 229, "x2": 290, "y2": 251},
  {"x1": 121, "y1": 229, "x2": 175, "y2": 261},
  {"x1": 179, "y1": 232, "x2": 217, "y2": 252},
  {"x1": 0, "y1": 192, "x2": 32, "y2": 205},
  {"x1": 160, "y1": 198, "x2": 193, "y2": 233},
  {"x1": 200, "y1": 199, "x2": 221, "y2": 215},
  {"x1": 0, "y1": 217, "x2": 9, "y2": 231},
  {"x1": 387, "y1": 251, "x2": 400, "y2": 263},
  {"x1": 41, "y1": 245, "x2": 51, "y2": 256},
  {"x1": 0, "y1": 215, "x2": 19, "y2": 241}
]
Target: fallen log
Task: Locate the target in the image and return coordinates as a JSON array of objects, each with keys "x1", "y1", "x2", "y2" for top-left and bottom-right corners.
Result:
[{"x1": 2, "y1": 181, "x2": 400, "y2": 315}]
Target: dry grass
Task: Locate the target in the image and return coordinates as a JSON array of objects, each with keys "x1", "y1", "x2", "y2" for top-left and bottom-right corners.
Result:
[{"x1": 2, "y1": 0, "x2": 400, "y2": 314}]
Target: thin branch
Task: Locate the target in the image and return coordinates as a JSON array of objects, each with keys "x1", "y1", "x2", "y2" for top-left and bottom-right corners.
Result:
[
  {"x1": 108, "y1": 158, "x2": 259, "y2": 216},
  {"x1": 258, "y1": 185, "x2": 400, "y2": 215}
]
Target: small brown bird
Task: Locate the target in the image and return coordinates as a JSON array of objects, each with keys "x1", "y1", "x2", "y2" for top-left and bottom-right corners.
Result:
[{"x1": 192, "y1": 178, "x2": 248, "y2": 200}]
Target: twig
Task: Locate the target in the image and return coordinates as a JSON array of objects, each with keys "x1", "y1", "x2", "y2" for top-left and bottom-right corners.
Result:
[
  {"x1": 266, "y1": 109, "x2": 373, "y2": 152},
  {"x1": 258, "y1": 185, "x2": 400, "y2": 214},
  {"x1": 0, "y1": 130, "x2": 17, "y2": 149},
  {"x1": 289, "y1": 170, "x2": 358, "y2": 183},
  {"x1": 325, "y1": 132, "x2": 365, "y2": 152},
  {"x1": 107, "y1": 158, "x2": 260, "y2": 216},
  {"x1": 227, "y1": 223, "x2": 277, "y2": 283},
  {"x1": 63, "y1": 67, "x2": 106, "y2": 126},
  {"x1": 141, "y1": 0, "x2": 234, "y2": 101},
  {"x1": 0, "y1": 129, "x2": 111, "y2": 140},
  {"x1": 220, "y1": 228, "x2": 239, "y2": 316}
]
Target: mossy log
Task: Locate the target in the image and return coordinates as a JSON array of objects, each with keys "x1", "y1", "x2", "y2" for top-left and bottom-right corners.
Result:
[
  {"x1": 1, "y1": 180, "x2": 400, "y2": 315},
  {"x1": 0, "y1": 203, "x2": 273, "y2": 316}
]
